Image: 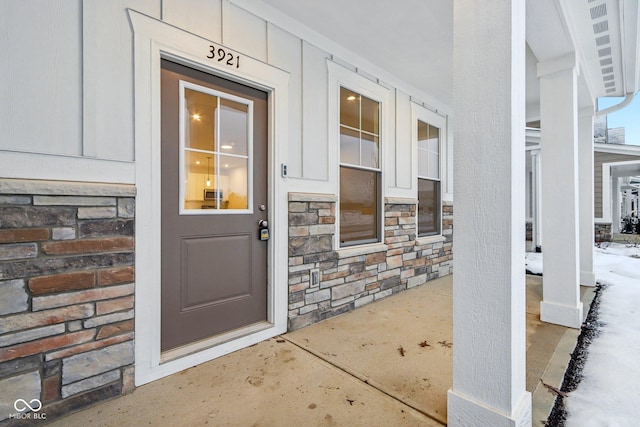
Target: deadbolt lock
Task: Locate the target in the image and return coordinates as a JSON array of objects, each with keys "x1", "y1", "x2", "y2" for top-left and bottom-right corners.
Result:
[{"x1": 258, "y1": 219, "x2": 270, "y2": 241}]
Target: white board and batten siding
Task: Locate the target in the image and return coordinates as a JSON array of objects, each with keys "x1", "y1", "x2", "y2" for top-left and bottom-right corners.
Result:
[{"x1": 1, "y1": 0, "x2": 452, "y2": 198}]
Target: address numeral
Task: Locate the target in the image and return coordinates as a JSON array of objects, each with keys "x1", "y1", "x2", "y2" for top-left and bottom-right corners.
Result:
[{"x1": 207, "y1": 45, "x2": 240, "y2": 68}]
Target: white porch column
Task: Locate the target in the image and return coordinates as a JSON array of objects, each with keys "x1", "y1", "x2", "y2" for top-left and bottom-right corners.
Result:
[
  {"x1": 578, "y1": 107, "x2": 596, "y2": 286},
  {"x1": 538, "y1": 54, "x2": 583, "y2": 328},
  {"x1": 449, "y1": 1, "x2": 531, "y2": 426},
  {"x1": 612, "y1": 177, "x2": 621, "y2": 233}
]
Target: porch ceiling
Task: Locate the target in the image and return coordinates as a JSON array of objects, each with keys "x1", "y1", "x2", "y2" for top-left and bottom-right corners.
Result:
[
  {"x1": 260, "y1": 0, "x2": 453, "y2": 106},
  {"x1": 258, "y1": 0, "x2": 639, "y2": 109}
]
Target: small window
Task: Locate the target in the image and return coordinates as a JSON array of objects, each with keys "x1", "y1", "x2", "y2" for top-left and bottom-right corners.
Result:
[
  {"x1": 417, "y1": 120, "x2": 441, "y2": 236},
  {"x1": 180, "y1": 81, "x2": 252, "y2": 213},
  {"x1": 339, "y1": 87, "x2": 381, "y2": 246}
]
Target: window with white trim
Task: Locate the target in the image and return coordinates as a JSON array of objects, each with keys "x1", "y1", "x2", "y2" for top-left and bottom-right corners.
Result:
[
  {"x1": 339, "y1": 87, "x2": 381, "y2": 246},
  {"x1": 180, "y1": 81, "x2": 253, "y2": 214},
  {"x1": 417, "y1": 119, "x2": 441, "y2": 236}
]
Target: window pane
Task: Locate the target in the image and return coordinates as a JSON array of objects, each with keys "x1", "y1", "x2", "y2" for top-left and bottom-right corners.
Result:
[
  {"x1": 340, "y1": 87, "x2": 360, "y2": 129},
  {"x1": 340, "y1": 126, "x2": 360, "y2": 165},
  {"x1": 219, "y1": 156, "x2": 248, "y2": 209},
  {"x1": 428, "y1": 125, "x2": 439, "y2": 153},
  {"x1": 361, "y1": 95, "x2": 379, "y2": 135},
  {"x1": 219, "y1": 98, "x2": 248, "y2": 156},
  {"x1": 185, "y1": 88, "x2": 217, "y2": 152},
  {"x1": 418, "y1": 144, "x2": 428, "y2": 177},
  {"x1": 418, "y1": 120, "x2": 440, "y2": 179},
  {"x1": 340, "y1": 167, "x2": 378, "y2": 245},
  {"x1": 428, "y1": 152, "x2": 439, "y2": 178},
  {"x1": 417, "y1": 120, "x2": 429, "y2": 176},
  {"x1": 184, "y1": 152, "x2": 218, "y2": 210},
  {"x1": 361, "y1": 132, "x2": 379, "y2": 169},
  {"x1": 418, "y1": 120, "x2": 428, "y2": 142},
  {"x1": 418, "y1": 179, "x2": 440, "y2": 236}
]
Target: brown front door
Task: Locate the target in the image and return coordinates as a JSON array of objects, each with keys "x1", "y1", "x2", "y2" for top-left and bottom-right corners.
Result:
[{"x1": 160, "y1": 59, "x2": 268, "y2": 352}]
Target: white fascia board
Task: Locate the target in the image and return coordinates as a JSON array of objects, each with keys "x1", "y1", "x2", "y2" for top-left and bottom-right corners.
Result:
[
  {"x1": 621, "y1": 0, "x2": 640, "y2": 93},
  {"x1": 595, "y1": 142, "x2": 640, "y2": 155}
]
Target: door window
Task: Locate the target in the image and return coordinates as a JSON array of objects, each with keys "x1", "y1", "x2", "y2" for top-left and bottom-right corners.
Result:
[{"x1": 180, "y1": 81, "x2": 252, "y2": 213}]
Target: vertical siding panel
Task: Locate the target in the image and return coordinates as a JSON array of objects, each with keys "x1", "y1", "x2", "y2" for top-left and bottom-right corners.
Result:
[
  {"x1": 594, "y1": 153, "x2": 604, "y2": 217},
  {"x1": 267, "y1": 24, "x2": 302, "y2": 178},
  {"x1": 394, "y1": 90, "x2": 412, "y2": 189},
  {"x1": 162, "y1": 0, "x2": 222, "y2": 43},
  {"x1": 222, "y1": 2, "x2": 267, "y2": 62},
  {"x1": 1, "y1": 0, "x2": 82, "y2": 156},
  {"x1": 301, "y1": 41, "x2": 330, "y2": 181},
  {"x1": 88, "y1": 0, "x2": 161, "y2": 162}
]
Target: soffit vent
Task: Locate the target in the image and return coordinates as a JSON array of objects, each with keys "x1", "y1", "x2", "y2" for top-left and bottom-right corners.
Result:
[
  {"x1": 598, "y1": 47, "x2": 612, "y2": 57},
  {"x1": 593, "y1": 21, "x2": 609, "y2": 34},
  {"x1": 589, "y1": 1, "x2": 615, "y2": 94},
  {"x1": 590, "y1": 4, "x2": 607, "y2": 20}
]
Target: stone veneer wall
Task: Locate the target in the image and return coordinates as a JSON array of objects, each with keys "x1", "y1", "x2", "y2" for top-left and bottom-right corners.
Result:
[
  {"x1": 0, "y1": 180, "x2": 135, "y2": 425},
  {"x1": 525, "y1": 222, "x2": 532, "y2": 242},
  {"x1": 595, "y1": 222, "x2": 612, "y2": 242},
  {"x1": 288, "y1": 193, "x2": 453, "y2": 330}
]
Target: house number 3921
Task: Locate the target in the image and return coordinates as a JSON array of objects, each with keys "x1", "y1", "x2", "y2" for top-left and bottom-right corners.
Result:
[{"x1": 206, "y1": 45, "x2": 240, "y2": 68}]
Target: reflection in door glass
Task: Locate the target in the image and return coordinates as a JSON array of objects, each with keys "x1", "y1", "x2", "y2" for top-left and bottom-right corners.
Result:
[{"x1": 182, "y1": 82, "x2": 252, "y2": 212}]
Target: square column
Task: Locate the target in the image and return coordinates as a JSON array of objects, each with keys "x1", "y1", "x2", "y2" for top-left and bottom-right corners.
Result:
[
  {"x1": 538, "y1": 54, "x2": 583, "y2": 328},
  {"x1": 578, "y1": 107, "x2": 596, "y2": 286},
  {"x1": 449, "y1": 1, "x2": 531, "y2": 426},
  {"x1": 612, "y1": 177, "x2": 621, "y2": 232}
]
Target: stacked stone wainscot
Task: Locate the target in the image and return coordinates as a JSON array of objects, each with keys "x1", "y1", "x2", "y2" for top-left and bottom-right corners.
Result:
[
  {"x1": 595, "y1": 222, "x2": 612, "y2": 242},
  {"x1": 288, "y1": 193, "x2": 453, "y2": 330},
  {"x1": 0, "y1": 180, "x2": 135, "y2": 425}
]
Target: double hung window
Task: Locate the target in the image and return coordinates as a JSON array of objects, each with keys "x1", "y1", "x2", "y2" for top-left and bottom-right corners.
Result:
[
  {"x1": 417, "y1": 120, "x2": 441, "y2": 236},
  {"x1": 339, "y1": 87, "x2": 381, "y2": 246}
]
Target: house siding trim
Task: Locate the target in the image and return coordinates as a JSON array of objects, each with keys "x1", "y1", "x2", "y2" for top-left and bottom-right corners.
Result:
[{"x1": 128, "y1": 9, "x2": 290, "y2": 387}]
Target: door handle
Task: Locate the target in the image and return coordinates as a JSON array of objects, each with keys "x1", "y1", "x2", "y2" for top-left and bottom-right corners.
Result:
[{"x1": 258, "y1": 219, "x2": 268, "y2": 228}]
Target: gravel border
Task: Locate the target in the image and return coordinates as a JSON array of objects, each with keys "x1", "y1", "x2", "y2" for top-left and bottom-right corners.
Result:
[{"x1": 545, "y1": 284, "x2": 607, "y2": 426}]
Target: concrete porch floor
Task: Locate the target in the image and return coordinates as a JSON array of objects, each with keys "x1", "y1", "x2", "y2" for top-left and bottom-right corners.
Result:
[{"x1": 48, "y1": 275, "x2": 595, "y2": 426}]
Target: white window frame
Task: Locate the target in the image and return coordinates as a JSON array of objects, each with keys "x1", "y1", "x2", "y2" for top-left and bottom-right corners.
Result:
[
  {"x1": 179, "y1": 80, "x2": 254, "y2": 215},
  {"x1": 412, "y1": 102, "x2": 446, "y2": 243},
  {"x1": 327, "y1": 61, "x2": 392, "y2": 250}
]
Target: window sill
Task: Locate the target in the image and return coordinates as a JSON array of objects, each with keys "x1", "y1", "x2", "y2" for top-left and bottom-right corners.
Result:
[
  {"x1": 337, "y1": 242, "x2": 387, "y2": 258},
  {"x1": 416, "y1": 234, "x2": 446, "y2": 245}
]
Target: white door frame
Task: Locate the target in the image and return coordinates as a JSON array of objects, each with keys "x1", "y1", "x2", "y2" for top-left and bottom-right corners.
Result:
[{"x1": 128, "y1": 9, "x2": 289, "y2": 385}]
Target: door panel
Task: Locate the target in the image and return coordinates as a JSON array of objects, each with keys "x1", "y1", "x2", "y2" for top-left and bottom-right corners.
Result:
[
  {"x1": 180, "y1": 234, "x2": 252, "y2": 310},
  {"x1": 161, "y1": 59, "x2": 268, "y2": 352}
]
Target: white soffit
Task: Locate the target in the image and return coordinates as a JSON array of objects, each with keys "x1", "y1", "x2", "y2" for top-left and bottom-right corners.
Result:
[
  {"x1": 259, "y1": 0, "x2": 453, "y2": 106},
  {"x1": 562, "y1": 0, "x2": 625, "y2": 98}
]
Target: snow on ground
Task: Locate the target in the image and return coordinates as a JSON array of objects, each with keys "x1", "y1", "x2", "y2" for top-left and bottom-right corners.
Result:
[{"x1": 528, "y1": 243, "x2": 640, "y2": 426}]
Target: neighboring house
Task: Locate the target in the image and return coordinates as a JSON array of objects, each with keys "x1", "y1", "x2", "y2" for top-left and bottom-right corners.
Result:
[
  {"x1": 1, "y1": 1, "x2": 639, "y2": 425},
  {"x1": 526, "y1": 121, "x2": 640, "y2": 247}
]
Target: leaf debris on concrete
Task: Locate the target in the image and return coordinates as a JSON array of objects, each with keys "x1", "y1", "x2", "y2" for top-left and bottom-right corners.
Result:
[
  {"x1": 419, "y1": 341, "x2": 431, "y2": 348},
  {"x1": 542, "y1": 381, "x2": 568, "y2": 398},
  {"x1": 438, "y1": 340, "x2": 453, "y2": 348},
  {"x1": 398, "y1": 346, "x2": 405, "y2": 356}
]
